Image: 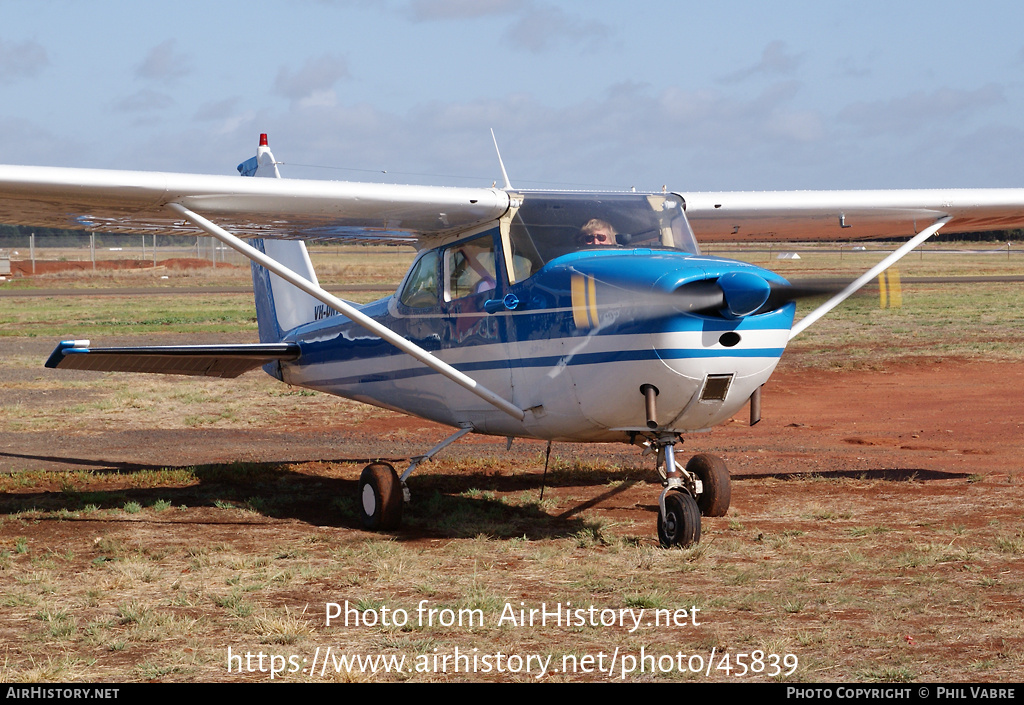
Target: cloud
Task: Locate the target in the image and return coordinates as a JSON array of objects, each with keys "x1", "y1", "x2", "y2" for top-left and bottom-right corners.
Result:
[
  {"x1": 0, "y1": 39, "x2": 48, "y2": 84},
  {"x1": 244, "y1": 77, "x2": 830, "y2": 191},
  {"x1": 113, "y1": 70, "x2": 1013, "y2": 191},
  {"x1": 406, "y1": 0, "x2": 519, "y2": 21},
  {"x1": 136, "y1": 40, "x2": 192, "y2": 84},
  {"x1": 192, "y1": 98, "x2": 256, "y2": 136},
  {"x1": 407, "y1": 0, "x2": 612, "y2": 54},
  {"x1": 838, "y1": 84, "x2": 1006, "y2": 136},
  {"x1": 503, "y1": 4, "x2": 611, "y2": 54},
  {"x1": 273, "y1": 54, "x2": 350, "y2": 104},
  {"x1": 720, "y1": 40, "x2": 802, "y2": 84},
  {"x1": 0, "y1": 117, "x2": 83, "y2": 166},
  {"x1": 193, "y1": 98, "x2": 240, "y2": 121},
  {"x1": 114, "y1": 89, "x2": 175, "y2": 113}
]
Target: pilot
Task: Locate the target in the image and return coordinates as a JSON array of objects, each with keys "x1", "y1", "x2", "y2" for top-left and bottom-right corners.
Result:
[{"x1": 577, "y1": 218, "x2": 617, "y2": 247}]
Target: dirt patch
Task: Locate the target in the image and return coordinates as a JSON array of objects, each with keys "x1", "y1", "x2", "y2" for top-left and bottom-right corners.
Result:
[{"x1": 8, "y1": 258, "x2": 235, "y2": 276}]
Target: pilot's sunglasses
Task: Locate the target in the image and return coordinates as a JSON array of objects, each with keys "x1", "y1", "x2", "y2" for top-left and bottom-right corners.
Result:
[{"x1": 582, "y1": 233, "x2": 608, "y2": 244}]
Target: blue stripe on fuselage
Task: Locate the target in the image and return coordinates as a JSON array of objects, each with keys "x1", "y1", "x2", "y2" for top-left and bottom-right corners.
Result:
[
  {"x1": 289, "y1": 300, "x2": 793, "y2": 365},
  {"x1": 290, "y1": 342, "x2": 787, "y2": 388}
]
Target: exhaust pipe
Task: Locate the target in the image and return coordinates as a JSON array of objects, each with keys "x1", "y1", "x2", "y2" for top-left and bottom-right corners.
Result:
[{"x1": 640, "y1": 384, "x2": 659, "y2": 429}]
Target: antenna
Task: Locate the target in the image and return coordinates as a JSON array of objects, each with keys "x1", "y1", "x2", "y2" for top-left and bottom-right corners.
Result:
[{"x1": 490, "y1": 128, "x2": 513, "y2": 190}]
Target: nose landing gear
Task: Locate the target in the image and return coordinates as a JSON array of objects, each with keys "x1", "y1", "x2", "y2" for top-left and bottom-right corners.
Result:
[
  {"x1": 658, "y1": 490, "x2": 701, "y2": 548},
  {"x1": 648, "y1": 434, "x2": 731, "y2": 548}
]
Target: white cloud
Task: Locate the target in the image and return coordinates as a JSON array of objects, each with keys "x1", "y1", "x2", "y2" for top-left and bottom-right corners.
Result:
[
  {"x1": 136, "y1": 40, "x2": 192, "y2": 84},
  {"x1": 193, "y1": 98, "x2": 240, "y2": 121},
  {"x1": 406, "y1": 0, "x2": 612, "y2": 54},
  {"x1": 406, "y1": 0, "x2": 519, "y2": 21},
  {"x1": 838, "y1": 85, "x2": 1006, "y2": 136},
  {"x1": 720, "y1": 41, "x2": 802, "y2": 84},
  {"x1": 503, "y1": 3, "x2": 611, "y2": 54},
  {"x1": 0, "y1": 39, "x2": 48, "y2": 84},
  {"x1": 0, "y1": 117, "x2": 82, "y2": 166},
  {"x1": 114, "y1": 89, "x2": 175, "y2": 113},
  {"x1": 273, "y1": 55, "x2": 349, "y2": 103}
]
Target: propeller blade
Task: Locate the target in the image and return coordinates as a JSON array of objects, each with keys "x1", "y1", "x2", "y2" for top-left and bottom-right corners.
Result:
[
  {"x1": 677, "y1": 277, "x2": 852, "y2": 317},
  {"x1": 569, "y1": 269, "x2": 856, "y2": 330}
]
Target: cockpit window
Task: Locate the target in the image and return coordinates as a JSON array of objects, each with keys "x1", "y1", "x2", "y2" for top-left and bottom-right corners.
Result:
[
  {"x1": 507, "y1": 192, "x2": 698, "y2": 277},
  {"x1": 399, "y1": 249, "x2": 439, "y2": 308},
  {"x1": 445, "y1": 233, "x2": 497, "y2": 301}
]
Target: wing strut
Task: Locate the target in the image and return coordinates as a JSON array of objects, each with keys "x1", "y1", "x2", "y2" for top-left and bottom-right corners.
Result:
[
  {"x1": 166, "y1": 202, "x2": 526, "y2": 422},
  {"x1": 788, "y1": 216, "x2": 952, "y2": 340}
]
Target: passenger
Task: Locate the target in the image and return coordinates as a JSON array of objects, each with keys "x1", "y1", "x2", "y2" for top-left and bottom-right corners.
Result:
[{"x1": 577, "y1": 219, "x2": 617, "y2": 247}]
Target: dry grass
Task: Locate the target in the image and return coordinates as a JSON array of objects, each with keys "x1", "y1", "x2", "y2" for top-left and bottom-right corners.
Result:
[{"x1": 0, "y1": 460, "x2": 1021, "y2": 682}]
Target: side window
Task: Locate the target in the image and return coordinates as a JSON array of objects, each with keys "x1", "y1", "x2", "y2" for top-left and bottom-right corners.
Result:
[
  {"x1": 399, "y1": 250, "x2": 439, "y2": 308},
  {"x1": 445, "y1": 234, "x2": 497, "y2": 301}
]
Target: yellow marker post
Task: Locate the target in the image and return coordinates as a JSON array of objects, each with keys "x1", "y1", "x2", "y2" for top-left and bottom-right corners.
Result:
[{"x1": 879, "y1": 269, "x2": 902, "y2": 309}]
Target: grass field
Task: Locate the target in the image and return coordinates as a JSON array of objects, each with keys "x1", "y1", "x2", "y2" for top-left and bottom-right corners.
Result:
[{"x1": 1, "y1": 244, "x2": 1022, "y2": 682}]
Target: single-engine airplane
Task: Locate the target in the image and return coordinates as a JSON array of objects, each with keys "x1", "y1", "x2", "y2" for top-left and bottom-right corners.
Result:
[{"x1": 4, "y1": 134, "x2": 1024, "y2": 547}]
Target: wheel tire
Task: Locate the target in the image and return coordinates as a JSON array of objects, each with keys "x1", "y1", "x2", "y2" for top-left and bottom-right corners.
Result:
[
  {"x1": 358, "y1": 462, "x2": 402, "y2": 530},
  {"x1": 687, "y1": 453, "x2": 731, "y2": 517},
  {"x1": 657, "y1": 491, "x2": 701, "y2": 548}
]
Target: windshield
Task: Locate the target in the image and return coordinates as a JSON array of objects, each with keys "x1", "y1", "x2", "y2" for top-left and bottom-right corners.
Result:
[{"x1": 506, "y1": 192, "x2": 698, "y2": 280}]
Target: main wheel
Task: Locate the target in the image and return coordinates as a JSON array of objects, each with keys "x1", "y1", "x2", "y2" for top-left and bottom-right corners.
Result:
[
  {"x1": 358, "y1": 462, "x2": 403, "y2": 530},
  {"x1": 687, "y1": 453, "x2": 731, "y2": 517},
  {"x1": 657, "y1": 491, "x2": 701, "y2": 548}
]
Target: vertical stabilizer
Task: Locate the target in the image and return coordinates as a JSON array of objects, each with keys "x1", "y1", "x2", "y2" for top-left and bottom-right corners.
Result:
[{"x1": 239, "y1": 135, "x2": 322, "y2": 344}]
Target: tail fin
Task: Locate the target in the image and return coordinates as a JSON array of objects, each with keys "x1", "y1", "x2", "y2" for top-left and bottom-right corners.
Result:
[{"x1": 239, "y1": 134, "x2": 323, "y2": 345}]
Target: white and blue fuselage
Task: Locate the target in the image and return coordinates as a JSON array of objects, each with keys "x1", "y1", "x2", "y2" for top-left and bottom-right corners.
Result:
[{"x1": 257, "y1": 191, "x2": 796, "y2": 442}]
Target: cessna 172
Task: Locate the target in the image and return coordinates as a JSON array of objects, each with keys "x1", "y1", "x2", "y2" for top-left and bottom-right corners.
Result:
[{"x1": 4, "y1": 134, "x2": 1024, "y2": 547}]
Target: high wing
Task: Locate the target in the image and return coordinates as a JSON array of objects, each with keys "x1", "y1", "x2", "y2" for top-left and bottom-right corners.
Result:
[
  {"x1": 2, "y1": 162, "x2": 1023, "y2": 244},
  {"x1": 0, "y1": 164, "x2": 510, "y2": 244},
  {"x1": 683, "y1": 189, "x2": 1024, "y2": 241}
]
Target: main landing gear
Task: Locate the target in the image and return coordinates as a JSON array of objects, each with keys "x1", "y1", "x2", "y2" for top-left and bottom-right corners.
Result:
[
  {"x1": 355, "y1": 427, "x2": 731, "y2": 551},
  {"x1": 648, "y1": 434, "x2": 731, "y2": 548},
  {"x1": 356, "y1": 427, "x2": 473, "y2": 531},
  {"x1": 359, "y1": 462, "x2": 403, "y2": 530}
]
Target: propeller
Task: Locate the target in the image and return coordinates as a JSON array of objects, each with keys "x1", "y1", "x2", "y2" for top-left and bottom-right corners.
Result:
[
  {"x1": 673, "y1": 273, "x2": 849, "y2": 318},
  {"x1": 569, "y1": 268, "x2": 853, "y2": 330}
]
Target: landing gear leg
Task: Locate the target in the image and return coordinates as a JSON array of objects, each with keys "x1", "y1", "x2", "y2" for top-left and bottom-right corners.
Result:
[
  {"x1": 644, "y1": 436, "x2": 731, "y2": 546},
  {"x1": 654, "y1": 435, "x2": 701, "y2": 548}
]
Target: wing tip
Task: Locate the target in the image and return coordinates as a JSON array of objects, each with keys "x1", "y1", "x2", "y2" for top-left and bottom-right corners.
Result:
[{"x1": 45, "y1": 339, "x2": 90, "y2": 369}]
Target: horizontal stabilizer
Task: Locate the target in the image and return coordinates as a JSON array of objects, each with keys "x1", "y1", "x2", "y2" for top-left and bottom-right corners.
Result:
[{"x1": 45, "y1": 340, "x2": 300, "y2": 378}]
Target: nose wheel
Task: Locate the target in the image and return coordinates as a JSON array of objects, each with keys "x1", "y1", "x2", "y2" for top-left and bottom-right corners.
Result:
[{"x1": 657, "y1": 490, "x2": 701, "y2": 548}]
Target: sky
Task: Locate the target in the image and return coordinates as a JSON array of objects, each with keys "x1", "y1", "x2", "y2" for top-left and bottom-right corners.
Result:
[{"x1": 1, "y1": 0, "x2": 1023, "y2": 192}]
